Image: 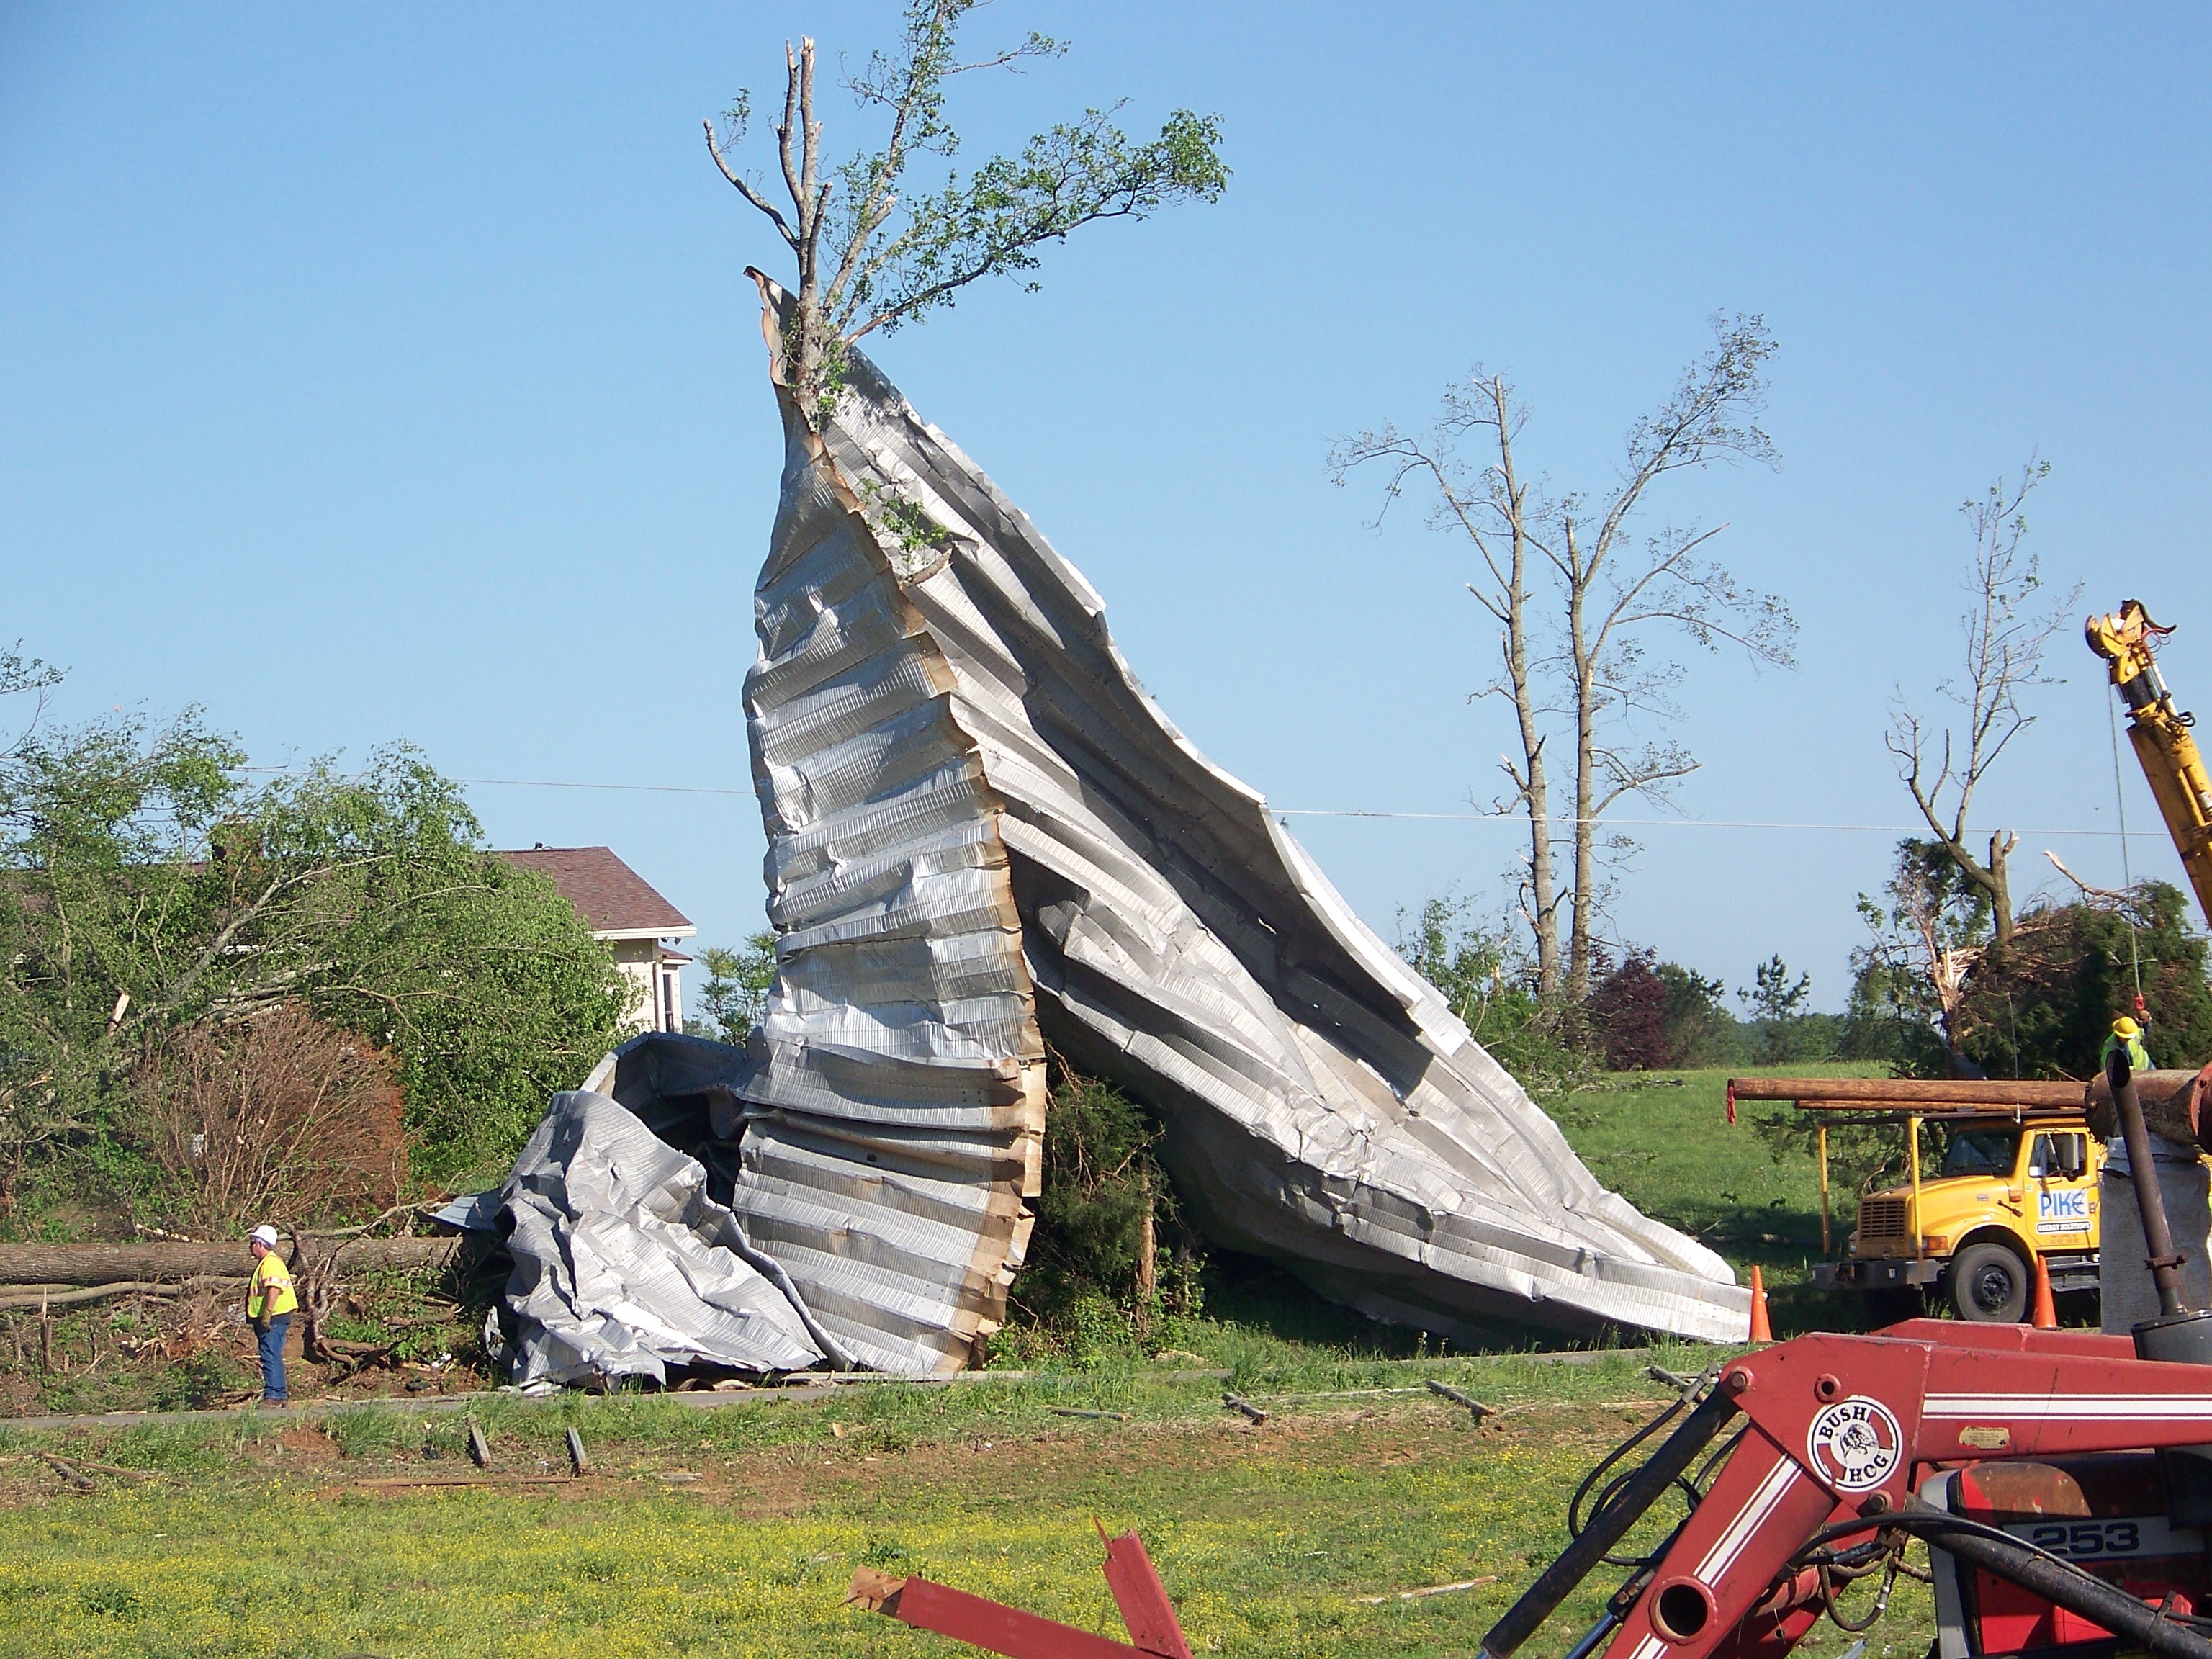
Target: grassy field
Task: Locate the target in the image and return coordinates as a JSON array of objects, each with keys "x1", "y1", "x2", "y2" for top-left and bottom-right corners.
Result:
[
  {"x1": 0, "y1": 1354, "x2": 1936, "y2": 1659},
  {"x1": 0, "y1": 1064, "x2": 1965, "y2": 1657}
]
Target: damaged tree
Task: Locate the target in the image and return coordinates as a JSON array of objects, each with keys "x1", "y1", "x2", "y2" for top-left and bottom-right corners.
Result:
[
  {"x1": 1333, "y1": 316, "x2": 1797, "y2": 1014},
  {"x1": 1886, "y1": 459, "x2": 2080, "y2": 950},
  {"x1": 704, "y1": 0, "x2": 1226, "y2": 418}
]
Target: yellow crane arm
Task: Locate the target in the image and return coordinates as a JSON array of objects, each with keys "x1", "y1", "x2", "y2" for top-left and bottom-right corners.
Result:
[{"x1": 2087, "y1": 599, "x2": 2212, "y2": 927}]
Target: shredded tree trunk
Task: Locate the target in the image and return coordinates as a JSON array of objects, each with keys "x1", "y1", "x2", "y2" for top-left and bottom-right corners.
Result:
[{"x1": 0, "y1": 1236, "x2": 463, "y2": 1286}]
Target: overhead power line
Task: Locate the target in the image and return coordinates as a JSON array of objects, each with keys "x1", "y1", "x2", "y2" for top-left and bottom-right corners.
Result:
[
  {"x1": 1272, "y1": 809, "x2": 2159, "y2": 837},
  {"x1": 239, "y1": 767, "x2": 2163, "y2": 840},
  {"x1": 457, "y1": 775, "x2": 753, "y2": 798}
]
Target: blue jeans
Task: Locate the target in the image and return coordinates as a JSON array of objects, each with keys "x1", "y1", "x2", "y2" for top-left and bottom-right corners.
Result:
[{"x1": 257, "y1": 1313, "x2": 291, "y2": 1402}]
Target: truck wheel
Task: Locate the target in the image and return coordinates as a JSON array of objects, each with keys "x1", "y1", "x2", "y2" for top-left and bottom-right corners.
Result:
[{"x1": 1948, "y1": 1242, "x2": 2030, "y2": 1323}]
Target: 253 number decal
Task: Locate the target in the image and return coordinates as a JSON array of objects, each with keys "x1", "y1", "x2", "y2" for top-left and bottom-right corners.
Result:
[{"x1": 2023, "y1": 1521, "x2": 2141, "y2": 1559}]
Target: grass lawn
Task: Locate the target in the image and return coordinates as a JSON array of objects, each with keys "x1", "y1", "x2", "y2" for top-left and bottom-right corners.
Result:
[{"x1": 0, "y1": 1357, "x2": 1936, "y2": 1659}]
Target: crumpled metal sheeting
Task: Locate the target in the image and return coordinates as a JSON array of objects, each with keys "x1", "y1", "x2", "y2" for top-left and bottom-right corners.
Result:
[
  {"x1": 730, "y1": 378, "x2": 1045, "y2": 1375},
  {"x1": 730, "y1": 1119, "x2": 1035, "y2": 1375},
  {"x1": 734, "y1": 277, "x2": 1747, "y2": 1354},
  {"x1": 498, "y1": 1088, "x2": 831, "y2": 1388}
]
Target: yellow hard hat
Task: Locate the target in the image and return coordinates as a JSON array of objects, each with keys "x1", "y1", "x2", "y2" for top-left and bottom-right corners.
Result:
[{"x1": 2114, "y1": 1016, "x2": 2143, "y2": 1040}]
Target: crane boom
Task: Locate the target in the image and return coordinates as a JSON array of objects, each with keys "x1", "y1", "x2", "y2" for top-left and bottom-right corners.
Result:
[{"x1": 2087, "y1": 599, "x2": 2212, "y2": 926}]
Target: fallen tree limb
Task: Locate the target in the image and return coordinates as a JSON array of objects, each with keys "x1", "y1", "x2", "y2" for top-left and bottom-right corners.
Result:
[
  {"x1": 37, "y1": 1452, "x2": 95, "y2": 1492},
  {"x1": 0, "y1": 1236, "x2": 467, "y2": 1287},
  {"x1": 1223, "y1": 1390, "x2": 1269, "y2": 1424},
  {"x1": 0, "y1": 1280, "x2": 209, "y2": 1312},
  {"x1": 350, "y1": 1474, "x2": 573, "y2": 1489},
  {"x1": 1353, "y1": 1575, "x2": 1496, "y2": 1605},
  {"x1": 1425, "y1": 1378, "x2": 1496, "y2": 1419},
  {"x1": 64, "y1": 1460, "x2": 164, "y2": 1481}
]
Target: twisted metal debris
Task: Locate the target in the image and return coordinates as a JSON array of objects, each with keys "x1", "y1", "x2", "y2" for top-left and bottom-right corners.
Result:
[{"x1": 720, "y1": 276, "x2": 1747, "y2": 1374}]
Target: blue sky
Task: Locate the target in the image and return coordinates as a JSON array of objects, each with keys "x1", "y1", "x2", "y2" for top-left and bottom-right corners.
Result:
[{"x1": 6, "y1": 3, "x2": 2209, "y2": 1016}]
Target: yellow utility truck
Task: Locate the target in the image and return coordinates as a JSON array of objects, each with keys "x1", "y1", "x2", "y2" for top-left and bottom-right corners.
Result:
[{"x1": 1730, "y1": 1076, "x2": 2099, "y2": 1323}]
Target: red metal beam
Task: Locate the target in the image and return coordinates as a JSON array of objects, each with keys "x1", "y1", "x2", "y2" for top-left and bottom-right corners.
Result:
[
  {"x1": 849, "y1": 1527, "x2": 1194, "y2": 1659},
  {"x1": 1097, "y1": 1523, "x2": 1195, "y2": 1659}
]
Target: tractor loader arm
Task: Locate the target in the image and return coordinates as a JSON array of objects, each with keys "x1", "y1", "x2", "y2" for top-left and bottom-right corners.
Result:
[
  {"x1": 853, "y1": 1323, "x2": 2212, "y2": 1659},
  {"x1": 2088, "y1": 600, "x2": 2212, "y2": 927},
  {"x1": 1481, "y1": 1323, "x2": 2212, "y2": 1659}
]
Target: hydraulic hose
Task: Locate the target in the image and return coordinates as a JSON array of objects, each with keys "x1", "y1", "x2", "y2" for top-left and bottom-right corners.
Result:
[
  {"x1": 1892, "y1": 1499, "x2": 2212, "y2": 1659},
  {"x1": 1478, "y1": 1385, "x2": 1740, "y2": 1659}
]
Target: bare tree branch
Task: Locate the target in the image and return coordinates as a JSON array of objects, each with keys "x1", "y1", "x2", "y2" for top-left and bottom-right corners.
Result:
[
  {"x1": 1887, "y1": 457, "x2": 2078, "y2": 947},
  {"x1": 703, "y1": 118, "x2": 799, "y2": 251}
]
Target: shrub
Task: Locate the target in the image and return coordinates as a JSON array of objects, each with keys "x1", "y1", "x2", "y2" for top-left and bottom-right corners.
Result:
[
  {"x1": 1587, "y1": 954, "x2": 1673, "y2": 1069},
  {"x1": 150, "y1": 1349, "x2": 246, "y2": 1411},
  {"x1": 1395, "y1": 894, "x2": 1593, "y2": 1092},
  {"x1": 1006, "y1": 1066, "x2": 1201, "y2": 1357},
  {"x1": 137, "y1": 1004, "x2": 405, "y2": 1231}
]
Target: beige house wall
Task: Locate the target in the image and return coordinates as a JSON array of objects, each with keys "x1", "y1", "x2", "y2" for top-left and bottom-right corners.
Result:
[{"x1": 611, "y1": 939, "x2": 683, "y2": 1035}]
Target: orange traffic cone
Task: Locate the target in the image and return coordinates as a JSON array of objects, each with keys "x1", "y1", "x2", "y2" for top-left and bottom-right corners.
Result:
[
  {"x1": 1748, "y1": 1265, "x2": 1773, "y2": 1344},
  {"x1": 2031, "y1": 1254, "x2": 2058, "y2": 1330}
]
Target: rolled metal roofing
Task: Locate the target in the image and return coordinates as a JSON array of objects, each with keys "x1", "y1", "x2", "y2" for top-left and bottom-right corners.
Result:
[
  {"x1": 729, "y1": 277, "x2": 1748, "y2": 1373},
  {"x1": 498, "y1": 1086, "x2": 832, "y2": 1388}
]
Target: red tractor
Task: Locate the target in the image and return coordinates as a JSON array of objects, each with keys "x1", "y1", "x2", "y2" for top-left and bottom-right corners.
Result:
[{"x1": 853, "y1": 1061, "x2": 2212, "y2": 1659}]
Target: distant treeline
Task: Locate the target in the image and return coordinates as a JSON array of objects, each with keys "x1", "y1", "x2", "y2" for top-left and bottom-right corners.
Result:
[{"x1": 1398, "y1": 870, "x2": 2212, "y2": 1086}]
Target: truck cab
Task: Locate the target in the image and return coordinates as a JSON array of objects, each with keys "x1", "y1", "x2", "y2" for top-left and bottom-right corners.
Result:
[{"x1": 1814, "y1": 1112, "x2": 2101, "y2": 1322}]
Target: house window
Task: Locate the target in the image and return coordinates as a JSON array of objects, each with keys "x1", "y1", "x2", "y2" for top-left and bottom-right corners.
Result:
[{"x1": 661, "y1": 967, "x2": 678, "y2": 1033}]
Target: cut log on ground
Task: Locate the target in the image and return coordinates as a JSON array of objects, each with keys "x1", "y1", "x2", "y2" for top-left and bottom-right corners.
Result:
[
  {"x1": 0, "y1": 1236, "x2": 467, "y2": 1287},
  {"x1": 0, "y1": 1281, "x2": 202, "y2": 1312}
]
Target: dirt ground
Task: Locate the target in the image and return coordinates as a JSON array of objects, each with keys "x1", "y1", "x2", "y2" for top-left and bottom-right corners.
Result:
[{"x1": 0, "y1": 1274, "x2": 495, "y2": 1418}]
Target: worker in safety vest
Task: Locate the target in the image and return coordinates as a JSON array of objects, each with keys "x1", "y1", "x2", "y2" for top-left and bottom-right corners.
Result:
[
  {"x1": 246, "y1": 1224, "x2": 298, "y2": 1406},
  {"x1": 2104, "y1": 1015, "x2": 2153, "y2": 1075},
  {"x1": 2097, "y1": 1015, "x2": 2212, "y2": 1331}
]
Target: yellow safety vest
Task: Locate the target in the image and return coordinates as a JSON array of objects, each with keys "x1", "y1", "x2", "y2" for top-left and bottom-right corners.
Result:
[{"x1": 248, "y1": 1252, "x2": 298, "y2": 1319}]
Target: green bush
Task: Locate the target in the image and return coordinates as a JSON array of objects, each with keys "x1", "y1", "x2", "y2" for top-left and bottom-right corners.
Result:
[
  {"x1": 1396, "y1": 895, "x2": 1593, "y2": 1090},
  {"x1": 1002, "y1": 1067, "x2": 1202, "y2": 1362},
  {"x1": 0, "y1": 667, "x2": 628, "y2": 1217},
  {"x1": 324, "y1": 1406, "x2": 406, "y2": 1459}
]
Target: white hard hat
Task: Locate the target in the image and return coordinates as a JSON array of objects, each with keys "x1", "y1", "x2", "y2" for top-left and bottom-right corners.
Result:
[{"x1": 250, "y1": 1224, "x2": 281, "y2": 1249}]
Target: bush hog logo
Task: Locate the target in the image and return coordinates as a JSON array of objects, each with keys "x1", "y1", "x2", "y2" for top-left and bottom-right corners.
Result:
[{"x1": 1807, "y1": 1396, "x2": 1905, "y2": 1492}]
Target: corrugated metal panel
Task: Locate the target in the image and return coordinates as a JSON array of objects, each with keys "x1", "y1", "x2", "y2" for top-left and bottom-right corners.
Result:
[
  {"x1": 498, "y1": 1087, "x2": 832, "y2": 1387},
  {"x1": 733, "y1": 278, "x2": 1748, "y2": 1370}
]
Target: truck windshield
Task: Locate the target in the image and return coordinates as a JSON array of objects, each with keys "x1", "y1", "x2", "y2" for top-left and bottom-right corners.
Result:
[{"x1": 1940, "y1": 1128, "x2": 2019, "y2": 1179}]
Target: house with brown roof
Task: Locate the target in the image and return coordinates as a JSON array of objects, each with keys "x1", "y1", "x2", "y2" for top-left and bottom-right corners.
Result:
[{"x1": 493, "y1": 846, "x2": 696, "y2": 1035}]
